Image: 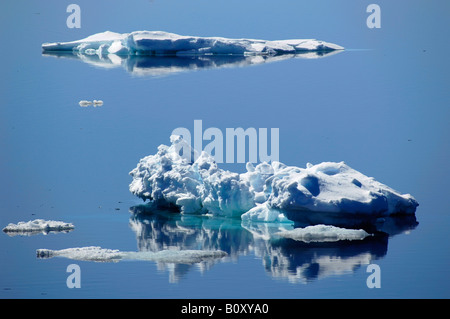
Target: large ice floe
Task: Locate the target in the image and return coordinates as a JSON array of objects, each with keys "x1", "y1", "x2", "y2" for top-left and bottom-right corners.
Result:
[
  {"x1": 41, "y1": 31, "x2": 343, "y2": 76},
  {"x1": 3, "y1": 219, "x2": 74, "y2": 236},
  {"x1": 129, "y1": 136, "x2": 418, "y2": 226},
  {"x1": 42, "y1": 30, "x2": 343, "y2": 56}
]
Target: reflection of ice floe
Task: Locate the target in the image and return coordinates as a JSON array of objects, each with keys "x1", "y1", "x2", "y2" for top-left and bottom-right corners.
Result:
[
  {"x1": 247, "y1": 222, "x2": 389, "y2": 283},
  {"x1": 42, "y1": 30, "x2": 343, "y2": 56},
  {"x1": 37, "y1": 246, "x2": 227, "y2": 264},
  {"x1": 129, "y1": 135, "x2": 419, "y2": 225},
  {"x1": 3, "y1": 219, "x2": 74, "y2": 236},
  {"x1": 127, "y1": 205, "x2": 417, "y2": 283},
  {"x1": 43, "y1": 50, "x2": 342, "y2": 77}
]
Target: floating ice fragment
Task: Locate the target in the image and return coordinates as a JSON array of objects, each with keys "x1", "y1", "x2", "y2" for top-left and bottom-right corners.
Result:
[
  {"x1": 79, "y1": 100, "x2": 103, "y2": 107},
  {"x1": 79, "y1": 100, "x2": 92, "y2": 107},
  {"x1": 37, "y1": 246, "x2": 123, "y2": 262},
  {"x1": 274, "y1": 225, "x2": 371, "y2": 243},
  {"x1": 3, "y1": 219, "x2": 74, "y2": 236},
  {"x1": 36, "y1": 246, "x2": 227, "y2": 264}
]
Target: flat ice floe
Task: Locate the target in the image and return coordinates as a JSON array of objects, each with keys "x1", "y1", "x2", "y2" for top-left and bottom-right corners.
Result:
[
  {"x1": 129, "y1": 135, "x2": 419, "y2": 224},
  {"x1": 41, "y1": 31, "x2": 343, "y2": 77},
  {"x1": 42, "y1": 30, "x2": 343, "y2": 56},
  {"x1": 36, "y1": 246, "x2": 227, "y2": 264},
  {"x1": 3, "y1": 219, "x2": 74, "y2": 236},
  {"x1": 274, "y1": 225, "x2": 371, "y2": 243}
]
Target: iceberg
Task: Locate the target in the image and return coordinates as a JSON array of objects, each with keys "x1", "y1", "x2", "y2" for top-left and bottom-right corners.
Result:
[
  {"x1": 129, "y1": 136, "x2": 419, "y2": 224},
  {"x1": 42, "y1": 31, "x2": 343, "y2": 57},
  {"x1": 3, "y1": 219, "x2": 74, "y2": 236}
]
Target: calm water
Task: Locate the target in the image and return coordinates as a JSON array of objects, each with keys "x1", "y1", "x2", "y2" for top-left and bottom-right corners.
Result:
[{"x1": 1, "y1": 0, "x2": 449, "y2": 298}]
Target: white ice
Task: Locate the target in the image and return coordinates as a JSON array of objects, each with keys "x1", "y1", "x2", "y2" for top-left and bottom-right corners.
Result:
[
  {"x1": 79, "y1": 100, "x2": 103, "y2": 107},
  {"x1": 36, "y1": 246, "x2": 227, "y2": 264},
  {"x1": 42, "y1": 31, "x2": 343, "y2": 56},
  {"x1": 274, "y1": 225, "x2": 371, "y2": 243},
  {"x1": 3, "y1": 219, "x2": 74, "y2": 236},
  {"x1": 129, "y1": 135, "x2": 419, "y2": 222}
]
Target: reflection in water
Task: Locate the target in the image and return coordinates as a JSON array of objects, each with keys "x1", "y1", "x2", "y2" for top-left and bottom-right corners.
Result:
[
  {"x1": 42, "y1": 50, "x2": 342, "y2": 77},
  {"x1": 129, "y1": 204, "x2": 418, "y2": 283}
]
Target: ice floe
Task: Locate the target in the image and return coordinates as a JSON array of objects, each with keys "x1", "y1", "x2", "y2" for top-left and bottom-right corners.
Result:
[
  {"x1": 274, "y1": 225, "x2": 371, "y2": 243},
  {"x1": 42, "y1": 31, "x2": 343, "y2": 57},
  {"x1": 78, "y1": 100, "x2": 92, "y2": 107},
  {"x1": 42, "y1": 31, "x2": 344, "y2": 77},
  {"x1": 3, "y1": 219, "x2": 74, "y2": 236},
  {"x1": 36, "y1": 246, "x2": 227, "y2": 264},
  {"x1": 129, "y1": 135, "x2": 419, "y2": 224},
  {"x1": 79, "y1": 100, "x2": 103, "y2": 107}
]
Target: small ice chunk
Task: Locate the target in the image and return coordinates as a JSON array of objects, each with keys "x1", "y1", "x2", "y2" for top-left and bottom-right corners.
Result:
[
  {"x1": 3, "y1": 219, "x2": 74, "y2": 236},
  {"x1": 275, "y1": 225, "x2": 371, "y2": 243},
  {"x1": 79, "y1": 100, "x2": 92, "y2": 107},
  {"x1": 241, "y1": 203, "x2": 290, "y2": 223},
  {"x1": 84, "y1": 48, "x2": 97, "y2": 55},
  {"x1": 79, "y1": 100, "x2": 103, "y2": 107}
]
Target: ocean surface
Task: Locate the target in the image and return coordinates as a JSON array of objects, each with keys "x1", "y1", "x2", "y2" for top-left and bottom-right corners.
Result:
[{"x1": 1, "y1": 0, "x2": 449, "y2": 298}]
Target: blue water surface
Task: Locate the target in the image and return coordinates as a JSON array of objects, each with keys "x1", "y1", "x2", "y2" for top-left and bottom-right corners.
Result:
[{"x1": 0, "y1": 0, "x2": 449, "y2": 298}]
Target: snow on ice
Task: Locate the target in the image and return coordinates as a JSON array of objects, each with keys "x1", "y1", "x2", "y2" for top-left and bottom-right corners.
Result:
[{"x1": 3, "y1": 219, "x2": 74, "y2": 236}]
